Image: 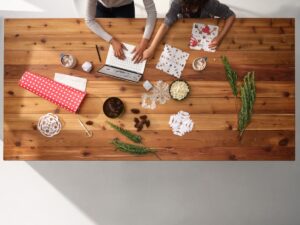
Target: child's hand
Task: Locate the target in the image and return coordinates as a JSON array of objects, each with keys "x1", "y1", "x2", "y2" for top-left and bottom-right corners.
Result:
[
  {"x1": 110, "y1": 38, "x2": 127, "y2": 60},
  {"x1": 132, "y1": 39, "x2": 149, "y2": 63},
  {"x1": 142, "y1": 47, "x2": 155, "y2": 61},
  {"x1": 209, "y1": 36, "x2": 222, "y2": 49}
]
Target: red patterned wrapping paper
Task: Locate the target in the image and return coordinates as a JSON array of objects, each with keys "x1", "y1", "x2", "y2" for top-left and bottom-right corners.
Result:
[{"x1": 19, "y1": 71, "x2": 86, "y2": 113}]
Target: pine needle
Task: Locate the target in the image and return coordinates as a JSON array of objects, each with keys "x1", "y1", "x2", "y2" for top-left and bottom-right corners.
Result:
[
  {"x1": 106, "y1": 121, "x2": 142, "y2": 143},
  {"x1": 221, "y1": 56, "x2": 238, "y2": 97},
  {"x1": 111, "y1": 138, "x2": 155, "y2": 155},
  {"x1": 238, "y1": 72, "x2": 256, "y2": 136}
]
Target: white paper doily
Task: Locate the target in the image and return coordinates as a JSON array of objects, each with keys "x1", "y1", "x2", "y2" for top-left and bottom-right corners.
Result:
[
  {"x1": 141, "y1": 80, "x2": 170, "y2": 110},
  {"x1": 37, "y1": 113, "x2": 62, "y2": 137}
]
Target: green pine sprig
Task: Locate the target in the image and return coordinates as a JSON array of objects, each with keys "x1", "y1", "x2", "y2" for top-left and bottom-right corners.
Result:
[
  {"x1": 111, "y1": 138, "x2": 155, "y2": 155},
  {"x1": 221, "y1": 56, "x2": 238, "y2": 97},
  {"x1": 107, "y1": 121, "x2": 142, "y2": 143},
  {"x1": 238, "y1": 72, "x2": 256, "y2": 136}
]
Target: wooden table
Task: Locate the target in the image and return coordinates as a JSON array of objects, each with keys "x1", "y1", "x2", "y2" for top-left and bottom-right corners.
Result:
[{"x1": 4, "y1": 18, "x2": 295, "y2": 160}]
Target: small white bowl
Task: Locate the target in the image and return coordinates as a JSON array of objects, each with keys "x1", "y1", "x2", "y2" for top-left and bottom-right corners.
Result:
[
  {"x1": 192, "y1": 57, "x2": 207, "y2": 71},
  {"x1": 60, "y1": 53, "x2": 77, "y2": 69}
]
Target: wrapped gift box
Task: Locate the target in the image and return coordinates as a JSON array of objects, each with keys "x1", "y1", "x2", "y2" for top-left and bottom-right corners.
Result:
[{"x1": 19, "y1": 71, "x2": 87, "y2": 113}]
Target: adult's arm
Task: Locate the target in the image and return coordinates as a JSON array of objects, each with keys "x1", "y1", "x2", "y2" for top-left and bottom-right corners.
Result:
[
  {"x1": 85, "y1": 0, "x2": 112, "y2": 42},
  {"x1": 142, "y1": 0, "x2": 157, "y2": 40},
  {"x1": 131, "y1": 0, "x2": 157, "y2": 63},
  {"x1": 85, "y1": 0, "x2": 127, "y2": 59}
]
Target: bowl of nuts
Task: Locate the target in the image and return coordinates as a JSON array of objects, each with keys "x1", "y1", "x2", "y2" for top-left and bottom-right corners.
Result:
[{"x1": 169, "y1": 79, "x2": 191, "y2": 101}]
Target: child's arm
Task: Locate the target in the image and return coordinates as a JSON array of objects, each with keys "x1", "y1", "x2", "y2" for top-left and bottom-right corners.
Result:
[
  {"x1": 207, "y1": 0, "x2": 236, "y2": 49},
  {"x1": 132, "y1": 0, "x2": 157, "y2": 63},
  {"x1": 142, "y1": 0, "x2": 181, "y2": 60},
  {"x1": 142, "y1": 23, "x2": 169, "y2": 60},
  {"x1": 209, "y1": 14, "x2": 235, "y2": 49}
]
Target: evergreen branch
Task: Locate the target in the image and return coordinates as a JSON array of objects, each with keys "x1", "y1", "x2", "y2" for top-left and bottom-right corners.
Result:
[
  {"x1": 111, "y1": 138, "x2": 155, "y2": 155},
  {"x1": 107, "y1": 121, "x2": 142, "y2": 143},
  {"x1": 238, "y1": 72, "x2": 256, "y2": 136},
  {"x1": 221, "y1": 56, "x2": 238, "y2": 97}
]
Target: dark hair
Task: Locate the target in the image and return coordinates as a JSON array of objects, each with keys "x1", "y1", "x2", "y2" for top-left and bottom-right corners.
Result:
[
  {"x1": 181, "y1": 0, "x2": 209, "y2": 16},
  {"x1": 182, "y1": 0, "x2": 209, "y2": 6}
]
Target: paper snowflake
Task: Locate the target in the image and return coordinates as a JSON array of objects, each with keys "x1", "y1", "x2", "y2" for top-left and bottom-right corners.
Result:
[
  {"x1": 169, "y1": 111, "x2": 194, "y2": 136},
  {"x1": 141, "y1": 80, "x2": 170, "y2": 110}
]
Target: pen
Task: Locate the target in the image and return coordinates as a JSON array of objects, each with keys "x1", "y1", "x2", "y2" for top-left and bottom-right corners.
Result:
[{"x1": 95, "y1": 45, "x2": 102, "y2": 63}]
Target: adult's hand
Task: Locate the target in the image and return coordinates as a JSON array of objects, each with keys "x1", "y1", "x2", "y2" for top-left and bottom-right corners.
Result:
[
  {"x1": 132, "y1": 38, "x2": 149, "y2": 63},
  {"x1": 110, "y1": 38, "x2": 127, "y2": 60}
]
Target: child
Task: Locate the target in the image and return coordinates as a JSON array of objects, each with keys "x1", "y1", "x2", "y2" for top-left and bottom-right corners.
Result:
[
  {"x1": 85, "y1": 0, "x2": 157, "y2": 62},
  {"x1": 143, "y1": 0, "x2": 235, "y2": 60}
]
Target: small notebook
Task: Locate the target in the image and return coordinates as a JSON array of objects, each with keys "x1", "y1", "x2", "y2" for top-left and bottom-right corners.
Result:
[{"x1": 106, "y1": 43, "x2": 146, "y2": 74}]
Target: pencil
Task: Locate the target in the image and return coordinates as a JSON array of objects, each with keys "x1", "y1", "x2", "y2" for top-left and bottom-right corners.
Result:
[{"x1": 95, "y1": 45, "x2": 102, "y2": 63}]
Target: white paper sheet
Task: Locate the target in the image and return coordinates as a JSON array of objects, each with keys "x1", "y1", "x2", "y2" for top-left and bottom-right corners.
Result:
[
  {"x1": 54, "y1": 73, "x2": 87, "y2": 92},
  {"x1": 156, "y1": 44, "x2": 189, "y2": 78}
]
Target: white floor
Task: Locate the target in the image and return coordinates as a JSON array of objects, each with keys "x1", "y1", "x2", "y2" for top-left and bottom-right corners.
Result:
[{"x1": 0, "y1": 1, "x2": 300, "y2": 225}]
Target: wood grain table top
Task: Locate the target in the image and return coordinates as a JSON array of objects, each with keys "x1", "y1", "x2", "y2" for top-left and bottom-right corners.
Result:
[{"x1": 3, "y1": 18, "x2": 295, "y2": 160}]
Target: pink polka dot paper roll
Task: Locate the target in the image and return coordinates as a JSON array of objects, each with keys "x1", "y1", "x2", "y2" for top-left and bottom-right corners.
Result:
[{"x1": 19, "y1": 71, "x2": 87, "y2": 113}]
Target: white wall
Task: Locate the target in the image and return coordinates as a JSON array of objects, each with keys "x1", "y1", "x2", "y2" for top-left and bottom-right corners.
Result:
[
  {"x1": 1, "y1": 0, "x2": 299, "y2": 18},
  {"x1": 0, "y1": 1, "x2": 300, "y2": 225}
]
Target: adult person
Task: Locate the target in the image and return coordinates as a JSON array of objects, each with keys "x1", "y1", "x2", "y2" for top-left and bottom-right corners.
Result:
[{"x1": 85, "y1": 0, "x2": 157, "y2": 62}]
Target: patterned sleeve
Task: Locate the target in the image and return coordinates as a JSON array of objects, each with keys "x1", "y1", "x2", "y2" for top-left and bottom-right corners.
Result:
[
  {"x1": 205, "y1": 0, "x2": 235, "y2": 19},
  {"x1": 164, "y1": 0, "x2": 181, "y2": 27}
]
